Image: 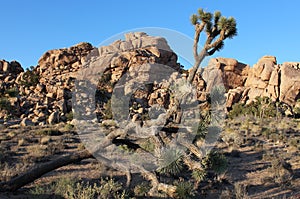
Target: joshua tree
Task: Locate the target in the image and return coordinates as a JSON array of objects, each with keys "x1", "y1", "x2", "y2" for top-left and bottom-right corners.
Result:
[{"x1": 188, "y1": 8, "x2": 237, "y2": 83}]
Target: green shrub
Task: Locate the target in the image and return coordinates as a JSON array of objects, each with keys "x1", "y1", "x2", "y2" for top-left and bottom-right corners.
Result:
[
  {"x1": 140, "y1": 137, "x2": 156, "y2": 153},
  {"x1": 133, "y1": 182, "x2": 151, "y2": 197},
  {"x1": 36, "y1": 129, "x2": 62, "y2": 136},
  {"x1": 289, "y1": 138, "x2": 300, "y2": 149},
  {"x1": 207, "y1": 151, "x2": 228, "y2": 175},
  {"x1": 174, "y1": 180, "x2": 195, "y2": 199},
  {"x1": 20, "y1": 67, "x2": 40, "y2": 87},
  {"x1": 294, "y1": 107, "x2": 300, "y2": 118},
  {"x1": 0, "y1": 97, "x2": 11, "y2": 111},
  {"x1": 64, "y1": 123, "x2": 74, "y2": 131},
  {"x1": 228, "y1": 97, "x2": 278, "y2": 119},
  {"x1": 103, "y1": 99, "x2": 113, "y2": 120},
  {"x1": 261, "y1": 127, "x2": 277, "y2": 139},
  {"x1": 29, "y1": 177, "x2": 127, "y2": 199},
  {"x1": 192, "y1": 168, "x2": 207, "y2": 183},
  {"x1": 97, "y1": 178, "x2": 127, "y2": 199},
  {"x1": 65, "y1": 111, "x2": 74, "y2": 121},
  {"x1": 5, "y1": 88, "x2": 19, "y2": 97}
]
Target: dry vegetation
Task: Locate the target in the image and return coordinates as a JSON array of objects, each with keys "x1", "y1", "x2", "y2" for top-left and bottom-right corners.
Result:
[{"x1": 0, "y1": 110, "x2": 299, "y2": 198}]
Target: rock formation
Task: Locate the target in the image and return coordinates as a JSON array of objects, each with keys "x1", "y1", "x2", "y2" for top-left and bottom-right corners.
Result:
[
  {"x1": 73, "y1": 32, "x2": 182, "y2": 124},
  {"x1": 0, "y1": 33, "x2": 299, "y2": 127},
  {"x1": 192, "y1": 57, "x2": 249, "y2": 101},
  {"x1": 0, "y1": 43, "x2": 95, "y2": 125},
  {"x1": 200, "y1": 56, "x2": 300, "y2": 109},
  {"x1": 0, "y1": 33, "x2": 183, "y2": 126},
  {"x1": 0, "y1": 60, "x2": 24, "y2": 91}
]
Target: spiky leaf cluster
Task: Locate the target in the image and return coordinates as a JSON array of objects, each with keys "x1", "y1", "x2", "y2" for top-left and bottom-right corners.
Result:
[
  {"x1": 174, "y1": 180, "x2": 196, "y2": 199},
  {"x1": 205, "y1": 151, "x2": 228, "y2": 174},
  {"x1": 192, "y1": 168, "x2": 207, "y2": 182},
  {"x1": 190, "y1": 9, "x2": 237, "y2": 54},
  {"x1": 158, "y1": 148, "x2": 184, "y2": 176}
]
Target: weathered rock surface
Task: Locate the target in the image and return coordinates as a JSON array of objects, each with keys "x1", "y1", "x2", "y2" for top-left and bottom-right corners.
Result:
[
  {"x1": 0, "y1": 60, "x2": 24, "y2": 91},
  {"x1": 1, "y1": 33, "x2": 183, "y2": 126},
  {"x1": 73, "y1": 32, "x2": 182, "y2": 123},
  {"x1": 0, "y1": 43, "x2": 95, "y2": 125},
  {"x1": 280, "y1": 62, "x2": 300, "y2": 105},
  {"x1": 206, "y1": 56, "x2": 299, "y2": 108},
  {"x1": 1, "y1": 33, "x2": 299, "y2": 126},
  {"x1": 195, "y1": 55, "x2": 299, "y2": 109},
  {"x1": 193, "y1": 57, "x2": 249, "y2": 102}
]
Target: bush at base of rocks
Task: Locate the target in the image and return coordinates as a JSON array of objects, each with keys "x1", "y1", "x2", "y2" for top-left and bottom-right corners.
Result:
[{"x1": 228, "y1": 96, "x2": 280, "y2": 119}]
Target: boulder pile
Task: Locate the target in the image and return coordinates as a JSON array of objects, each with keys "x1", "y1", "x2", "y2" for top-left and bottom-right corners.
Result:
[
  {"x1": 0, "y1": 33, "x2": 299, "y2": 127},
  {"x1": 222, "y1": 56, "x2": 300, "y2": 109}
]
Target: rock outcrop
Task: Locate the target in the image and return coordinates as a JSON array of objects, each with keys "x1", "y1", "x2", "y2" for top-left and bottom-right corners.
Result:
[
  {"x1": 0, "y1": 60, "x2": 23, "y2": 91},
  {"x1": 200, "y1": 55, "x2": 300, "y2": 109},
  {"x1": 74, "y1": 32, "x2": 182, "y2": 123},
  {"x1": 192, "y1": 57, "x2": 249, "y2": 101},
  {"x1": 0, "y1": 42, "x2": 95, "y2": 125},
  {"x1": 279, "y1": 62, "x2": 300, "y2": 105},
  {"x1": 1, "y1": 32, "x2": 183, "y2": 126},
  {"x1": 0, "y1": 33, "x2": 299, "y2": 126}
]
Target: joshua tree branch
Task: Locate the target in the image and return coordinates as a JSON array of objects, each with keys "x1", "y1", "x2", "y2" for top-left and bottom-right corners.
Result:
[
  {"x1": 188, "y1": 8, "x2": 237, "y2": 83},
  {"x1": 206, "y1": 29, "x2": 225, "y2": 50},
  {"x1": 193, "y1": 23, "x2": 205, "y2": 59}
]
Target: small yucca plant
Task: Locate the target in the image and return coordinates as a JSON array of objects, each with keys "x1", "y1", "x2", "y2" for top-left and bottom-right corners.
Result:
[{"x1": 158, "y1": 147, "x2": 184, "y2": 176}]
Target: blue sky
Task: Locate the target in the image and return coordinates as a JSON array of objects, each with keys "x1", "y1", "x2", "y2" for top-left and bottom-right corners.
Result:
[{"x1": 1, "y1": 0, "x2": 300, "y2": 69}]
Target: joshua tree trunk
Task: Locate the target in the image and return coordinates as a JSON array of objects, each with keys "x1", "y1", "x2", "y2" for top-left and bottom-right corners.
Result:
[
  {"x1": 0, "y1": 150, "x2": 93, "y2": 192},
  {"x1": 187, "y1": 49, "x2": 207, "y2": 83},
  {"x1": 187, "y1": 8, "x2": 237, "y2": 83}
]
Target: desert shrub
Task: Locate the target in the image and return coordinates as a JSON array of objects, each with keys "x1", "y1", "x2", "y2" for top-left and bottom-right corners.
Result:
[
  {"x1": 174, "y1": 180, "x2": 195, "y2": 199},
  {"x1": 103, "y1": 99, "x2": 113, "y2": 120},
  {"x1": 228, "y1": 97, "x2": 278, "y2": 119},
  {"x1": 4, "y1": 87, "x2": 19, "y2": 97},
  {"x1": 30, "y1": 177, "x2": 127, "y2": 199},
  {"x1": 293, "y1": 107, "x2": 300, "y2": 118},
  {"x1": 46, "y1": 141, "x2": 65, "y2": 155},
  {"x1": 256, "y1": 97, "x2": 277, "y2": 118},
  {"x1": 234, "y1": 182, "x2": 249, "y2": 199},
  {"x1": 20, "y1": 67, "x2": 40, "y2": 87},
  {"x1": 192, "y1": 168, "x2": 207, "y2": 183},
  {"x1": 139, "y1": 137, "x2": 156, "y2": 153},
  {"x1": 133, "y1": 181, "x2": 151, "y2": 197},
  {"x1": 228, "y1": 103, "x2": 245, "y2": 119},
  {"x1": 289, "y1": 138, "x2": 300, "y2": 149},
  {"x1": 207, "y1": 151, "x2": 228, "y2": 175},
  {"x1": 98, "y1": 71, "x2": 112, "y2": 88},
  {"x1": 261, "y1": 127, "x2": 277, "y2": 139},
  {"x1": 221, "y1": 128, "x2": 244, "y2": 147},
  {"x1": 64, "y1": 123, "x2": 74, "y2": 131},
  {"x1": 0, "y1": 97, "x2": 11, "y2": 111},
  {"x1": 97, "y1": 178, "x2": 127, "y2": 199},
  {"x1": 36, "y1": 128, "x2": 62, "y2": 136},
  {"x1": 262, "y1": 150, "x2": 276, "y2": 161},
  {"x1": 0, "y1": 162, "x2": 30, "y2": 182},
  {"x1": 269, "y1": 158, "x2": 293, "y2": 186},
  {"x1": 65, "y1": 111, "x2": 74, "y2": 121}
]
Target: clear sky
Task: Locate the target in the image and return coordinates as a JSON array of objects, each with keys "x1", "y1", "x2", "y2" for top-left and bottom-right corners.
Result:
[{"x1": 1, "y1": 0, "x2": 300, "y2": 69}]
